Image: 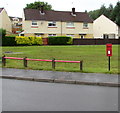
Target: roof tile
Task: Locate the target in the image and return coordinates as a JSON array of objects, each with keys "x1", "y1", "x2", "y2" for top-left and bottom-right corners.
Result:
[{"x1": 24, "y1": 9, "x2": 93, "y2": 23}]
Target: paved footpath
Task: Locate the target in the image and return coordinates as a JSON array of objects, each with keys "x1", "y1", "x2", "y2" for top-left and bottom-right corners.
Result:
[{"x1": 1, "y1": 68, "x2": 120, "y2": 87}]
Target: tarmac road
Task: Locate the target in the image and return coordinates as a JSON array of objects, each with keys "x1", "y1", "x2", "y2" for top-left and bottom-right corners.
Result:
[{"x1": 2, "y1": 79, "x2": 119, "y2": 111}]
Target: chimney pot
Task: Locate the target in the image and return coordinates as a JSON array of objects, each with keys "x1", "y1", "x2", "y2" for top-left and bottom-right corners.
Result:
[
  {"x1": 41, "y1": 5, "x2": 44, "y2": 14},
  {"x1": 40, "y1": 5, "x2": 45, "y2": 15},
  {"x1": 72, "y1": 8, "x2": 75, "y2": 14}
]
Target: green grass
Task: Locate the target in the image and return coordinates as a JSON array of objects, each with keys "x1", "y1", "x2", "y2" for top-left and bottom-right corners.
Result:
[{"x1": 1, "y1": 45, "x2": 119, "y2": 74}]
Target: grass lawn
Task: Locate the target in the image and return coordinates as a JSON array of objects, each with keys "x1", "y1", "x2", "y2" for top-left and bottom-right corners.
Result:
[{"x1": 1, "y1": 45, "x2": 119, "y2": 74}]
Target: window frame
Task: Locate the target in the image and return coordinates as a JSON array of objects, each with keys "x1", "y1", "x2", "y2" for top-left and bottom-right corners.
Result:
[
  {"x1": 48, "y1": 21, "x2": 57, "y2": 27},
  {"x1": 35, "y1": 34, "x2": 41, "y2": 37},
  {"x1": 66, "y1": 22, "x2": 75, "y2": 28},
  {"x1": 13, "y1": 18, "x2": 19, "y2": 21},
  {"x1": 31, "y1": 21, "x2": 38, "y2": 26},
  {"x1": 83, "y1": 23, "x2": 88, "y2": 29}
]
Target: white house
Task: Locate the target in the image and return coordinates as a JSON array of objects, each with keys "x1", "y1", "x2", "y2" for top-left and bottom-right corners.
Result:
[
  {"x1": 0, "y1": 8, "x2": 12, "y2": 33},
  {"x1": 22, "y1": 7, "x2": 94, "y2": 38},
  {"x1": 93, "y1": 15, "x2": 120, "y2": 39}
]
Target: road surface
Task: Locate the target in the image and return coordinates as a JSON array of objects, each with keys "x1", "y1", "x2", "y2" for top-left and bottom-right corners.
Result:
[{"x1": 2, "y1": 79, "x2": 119, "y2": 111}]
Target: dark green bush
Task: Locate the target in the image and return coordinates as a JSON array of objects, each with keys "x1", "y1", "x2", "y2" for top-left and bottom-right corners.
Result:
[
  {"x1": 2, "y1": 36, "x2": 16, "y2": 46},
  {"x1": 48, "y1": 36, "x2": 73, "y2": 45},
  {"x1": 0, "y1": 28, "x2": 6, "y2": 37}
]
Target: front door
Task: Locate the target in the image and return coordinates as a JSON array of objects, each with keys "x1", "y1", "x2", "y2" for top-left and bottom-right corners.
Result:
[
  {"x1": 80, "y1": 35, "x2": 84, "y2": 39},
  {"x1": 103, "y1": 34, "x2": 108, "y2": 39}
]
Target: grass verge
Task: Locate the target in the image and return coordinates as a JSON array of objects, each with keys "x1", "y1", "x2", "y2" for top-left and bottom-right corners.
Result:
[{"x1": 1, "y1": 45, "x2": 119, "y2": 74}]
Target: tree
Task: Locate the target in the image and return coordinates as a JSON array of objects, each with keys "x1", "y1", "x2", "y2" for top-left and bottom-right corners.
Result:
[
  {"x1": 88, "y1": 2, "x2": 120, "y2": 26},
  {"x1": 111, "y1": 1, "x2": 120, "y2": 26},
  {"x1": 107, "y1": 4, "x2": 114, "y2": 19},
  {"x1": 25, "y1": 1, "x2": 53, "y2": 10},
  {"x1": 98, "y1": 5, "x2": 107, "y2": 17},
  {"x1": 89, "y1": 4, "x2": 112, "y2": 20},
  {"x1": 89, "y1": 9, "x2": 100, "y2": 20}
]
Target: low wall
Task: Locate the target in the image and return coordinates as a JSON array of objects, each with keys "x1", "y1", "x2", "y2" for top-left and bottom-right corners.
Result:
[{"x1": 73, "y1": 39, "x2": 119, "y2": 45}]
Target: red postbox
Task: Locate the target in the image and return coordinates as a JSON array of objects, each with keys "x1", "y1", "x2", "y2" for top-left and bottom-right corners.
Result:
[{"x1": 106, "y1": 44, "x2": 112, "y2": 56}]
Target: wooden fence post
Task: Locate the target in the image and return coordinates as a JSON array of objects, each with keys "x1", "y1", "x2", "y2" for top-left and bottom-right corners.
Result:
[
  {"x1": 23, "y1": 57, "x2": 27, "y2": 67},
  {"x1": 80, "y1": 60, "x2": 83, "y2": 71},
  {"x1": 2, "y1": 55, "x2": 6, "y2": 67},
  {"x1": 52, "y1": 58, "x2": 55, "y2": 69}
]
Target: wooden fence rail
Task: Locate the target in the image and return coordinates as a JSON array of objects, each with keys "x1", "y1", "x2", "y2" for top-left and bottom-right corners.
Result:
[{"x1": 2, "y1": 55, "x2": 83, "y2": 71}]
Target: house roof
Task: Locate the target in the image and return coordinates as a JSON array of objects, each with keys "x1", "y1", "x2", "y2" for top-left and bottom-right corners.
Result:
[
  {"x1": 0, "y1": 8, "x2": 4, "y2": 13},
  {"x1": 24, "y1": 9, "x2": 93, "y2": 23},
  {"x1": 94, "y1": 15, "x2": 120, "y2": 27},
  {"x1": 9, "y1": 16, "x2": 22, "y2": 21}
]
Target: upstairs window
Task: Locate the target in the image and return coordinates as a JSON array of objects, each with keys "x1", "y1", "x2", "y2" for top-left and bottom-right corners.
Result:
[
  {"x1": 16, "y1": 23, "x2": 22, "y2": 26},
  {"x1": 32, "y1": 21, "x2": 38, "y2": 26},
  {"x1": 66, "y1": 22, "x2": 74, "y2": 27},
  {"x1": 48, "y1": 22, "x2": 56, "y2": 27},
  {"x1": 83, "y1": 23, "x2": 88, "y2": 28},
  {"x1": 13, "y1": 18, "x2": 19, "y2": 21}
]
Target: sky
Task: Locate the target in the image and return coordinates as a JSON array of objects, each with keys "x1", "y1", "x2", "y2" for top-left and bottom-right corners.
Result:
[{"x1": 0, "y1": 0, "x2": 119, "y2": 17}]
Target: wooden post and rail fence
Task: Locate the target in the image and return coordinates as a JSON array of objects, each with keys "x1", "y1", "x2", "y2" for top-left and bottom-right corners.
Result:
[{"x1": 2, "y1": 55, "x2": 83, "y2": 71}]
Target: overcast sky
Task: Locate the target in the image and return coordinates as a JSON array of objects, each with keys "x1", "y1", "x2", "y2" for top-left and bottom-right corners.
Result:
[{"x1": 0, "y1": 0, "x2": 118, "y2": 17}]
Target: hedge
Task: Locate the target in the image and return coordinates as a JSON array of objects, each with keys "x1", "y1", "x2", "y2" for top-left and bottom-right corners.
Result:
[
  {"x1": 2, "y1": 36, "x2": 43, "y2": 46},
  {"x1": 2, "y1": 36, "x2": 16, "y2": 46},
  {"x1": 0, "y1": 28, "x2": 6, "y2": 37},
  {"x1": 48, "y1": 36, "x2": 73, "y2": 45},
  {"x1": 2, "y1": 36, "x2": 72, "y2": 46},
  {"x1": 15, "y1": 36, "x2": 43, "y2": 45}
]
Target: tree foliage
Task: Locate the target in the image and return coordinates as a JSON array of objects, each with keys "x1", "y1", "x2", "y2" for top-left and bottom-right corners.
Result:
[
  {"x1": 89, "y1": 1, "x2": 120, "y2": 26},
  {"x1": 110, "y1": 2, "x2": 120, "y2": 26},
  {"x1": 25, "y1": 1, "x2": 53, "y2": 10}
]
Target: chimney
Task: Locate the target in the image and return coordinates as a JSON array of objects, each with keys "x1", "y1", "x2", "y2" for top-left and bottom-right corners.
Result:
[
  {"x1": 71, "y1": 7, "x2": 76, "y2": 16},
  {"x1": 41, "y1": 5, "x2": 44, "y2": 14},
  {"x1": 40, "y1": 5, "x2": 45, "y2": 15},
  {"x1": 72, "y1": 8, "x2": 75, "y2": 14}
]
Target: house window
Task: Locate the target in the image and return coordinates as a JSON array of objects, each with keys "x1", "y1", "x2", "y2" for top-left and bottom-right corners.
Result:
[
  {"x1": 48, "y1": 34, "x2": 56, "y2": 37},
  {"x1": 35, "y1": 33, "x2": 44, "y2": 37},
  {"x1": 83, "y1": 23, "x2": 88, "y2": 28},
  {"x1": 32, "y1": 21, "x2": 38, "y2": 26},
  {"x1": 66, "y1": 22, "x2": 74, "y2": 27},
  {"x1": 66, "y1": 34, "x2": 74, "y2": 38},
  {"x1": 13, "y1": 18, "x2": 19, "y2": 21},
  {"x1": 103, "y1": 34, "x2": 109, "y2": 39},
  {"x1": 48, "y1": 22, "x2": 56, "y2": 27},
  {"x1": 16, "y1": 31, "x2": 21, "y2": 33},
  {"x1": 36, "y1": 34, "x2": 41, "y2": 37},
  {"x1": 16, "y1": 23, "x2": 22, "y2": 26}
]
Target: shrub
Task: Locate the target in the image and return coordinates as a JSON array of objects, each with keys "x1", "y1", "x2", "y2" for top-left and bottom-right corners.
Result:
[
  {"x1": 48, "y1": 36, "x2": 73, "y2": 45},
  {"x1": 2, "y1": 36, "x2": 16, "y2": 46},
  {"x1": 34, "y1": 37, "x2": 43, "y2": 45},
  {"x1": 15, "y1": 36, "x2": 43, "y2": 45},
  {"x1": 0, "y1": 28, "x2": 6, "y2": 37}
]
